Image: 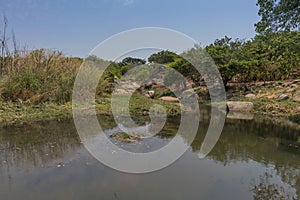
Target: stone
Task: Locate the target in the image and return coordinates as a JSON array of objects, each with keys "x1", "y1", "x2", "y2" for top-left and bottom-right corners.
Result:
[
  {"x1": 293, "y1": 91, "x2": 300, "y2": 102},
  {"x1": 277, "y1": 94, "x2": 289, "y2": 101},
  {"x1": 245, "y1": 93, "x2": 256, "y2": 99},
  {"x1": 284, "y1": 82, "x2": 292, "y2": 87},
  {"x1": 226, "y1": 101, "x2": 254, "y2": 112},
  {"x1": 290, "y1": 84, "x2": 298, "y2": 88},
  {"x1": 182, "y1": 89, "x2": 195, "y2": 97},
  {"x1": 144, "y1": 90, "x2": 155, "y2": 99},
  {"x1": 296, "y1": 107, "x2": 300, "y2": 112},
  {"x1": 286, "y1": 88, "x2": 295, "y2": 93},
  {"x1": 292, "y1": 79, "x2": 300, "y2": 84},
  {"x1": 181, "y1": 89, "x2": 198, "y2": 101},
  {"x1": 159, "y1": 96, "x2": 179, "y2": 103}
]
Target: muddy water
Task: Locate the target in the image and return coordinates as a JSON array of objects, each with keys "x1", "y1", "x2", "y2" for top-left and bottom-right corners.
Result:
[{"x1": 0, "y1": 113, "x2": 299, "y2": 200}]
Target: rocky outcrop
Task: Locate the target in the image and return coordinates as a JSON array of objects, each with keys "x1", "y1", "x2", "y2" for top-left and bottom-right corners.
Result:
[
  {"x1": 277, "y1": 94, "x2": 289, "y2": 101},
  {"x1": 159, "y1": 96, "x2": 179, "y2": 103},
  {"x1": 113, "y1": 80, "x2": 140, "y2": 94},
  {"x1": 226, "y1": 101, "x2": 254, "y2": 112}
]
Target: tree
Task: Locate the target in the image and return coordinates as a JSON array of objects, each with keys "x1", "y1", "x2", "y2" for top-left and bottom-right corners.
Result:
[
  {"x1": 205, "y1": 37, "x2": 246, "y2": 87},
  {"x1": 255, "y1": 0, "x2": 300, "y2": 33},
  {"x1": 120, "y1": 57, "x2": 146, "y2": 66},
  {"x1": 148, "y1": 51, "x2": 178, "y2": 64}
]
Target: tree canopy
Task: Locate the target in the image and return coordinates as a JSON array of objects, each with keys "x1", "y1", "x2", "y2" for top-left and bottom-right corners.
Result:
[{"x1": 255, "y1": 0, "x2": 300, "y2": 33}]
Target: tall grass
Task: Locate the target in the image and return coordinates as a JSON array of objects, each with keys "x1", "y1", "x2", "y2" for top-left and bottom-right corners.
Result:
[{"x1": 0, "y1": 49, "x2": 82, "y2": 104}]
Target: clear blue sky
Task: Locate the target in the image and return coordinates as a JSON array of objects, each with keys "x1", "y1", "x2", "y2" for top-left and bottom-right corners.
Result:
[{"x1": 1, "y1": 0, "x2": 260, "y2": 57}]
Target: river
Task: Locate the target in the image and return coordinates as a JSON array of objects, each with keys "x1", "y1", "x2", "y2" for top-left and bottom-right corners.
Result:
[{"x1": 0, "y1": 111, "x2": 299, "y2": 200}]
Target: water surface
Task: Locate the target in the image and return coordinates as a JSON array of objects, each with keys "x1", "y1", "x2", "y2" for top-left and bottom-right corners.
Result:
[{"x1": 0, "y1": 112, "x2": 299, "y2": 200}]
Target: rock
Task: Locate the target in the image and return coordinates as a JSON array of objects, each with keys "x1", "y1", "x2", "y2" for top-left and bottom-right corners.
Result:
[
  {"x1": 293, "y1": 91, "x2": 300, "y2": 102},
  {"x1": 286, "y1": 88, "x2": 295, "y2": 93},
  {"x1": 57, "y1": 162, "x2": 64, "y2": 168},
  {"x1": 144, "y1": 90, "x2": 155, "y2": 98},
  {"x1": 181, "y1": 89, "x2": 198, "y2": 101},
  {"x1": 277, "y1": 94, "x2": 289, "y2": 101},
  {"x1": 182, "y1": 89, "x2": 195, "y2": 97},
  {"x1": 15, "y1": 147, "x2": 22, "y2": 151},
  {"x1": 245, "y1": 93, "x2": 256, "y2": 99},
  {"x1": 296, "y1": 107, "x2": 300, "y2": 112},
  {"x1": 292, "y1": 79, "x2": 300, "y2": 84},
  {"x1": 159, "y1": 96, "x2": 179, "y2": 103},
  {"x1": 114, "y1": 81, "x2": 140, "y2": 94},
  {"x1": 226, "y1": 101, "x2": 254, "y2": 112},
  {"x1": 290, "y1": 84, "x2": 298, "y2": 88}
]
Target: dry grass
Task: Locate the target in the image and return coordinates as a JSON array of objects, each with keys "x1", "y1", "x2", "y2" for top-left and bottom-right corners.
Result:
[{"x1": 0, "y1": 49, "x2": 82, "y2": 104}]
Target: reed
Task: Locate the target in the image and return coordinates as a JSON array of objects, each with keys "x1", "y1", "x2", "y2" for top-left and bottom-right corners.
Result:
[{"x1": 0, "y1": 49, "x2": 82, "y2": 104}]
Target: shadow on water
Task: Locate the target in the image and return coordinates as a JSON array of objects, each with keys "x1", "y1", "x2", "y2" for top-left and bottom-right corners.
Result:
[{"x1": 0, "y1": 107, "x2": 299, "y2": 200}]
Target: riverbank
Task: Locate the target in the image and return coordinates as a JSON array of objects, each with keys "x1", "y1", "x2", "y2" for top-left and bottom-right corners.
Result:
[
  {"x1": 0, "y1": 94, "x2": 181, "y2": 127},
  {"x1": 226, "y1": 80, "x2": 300, "y2": 124},
  {"x1": 0, "y1": 79, "x2": 300, "y2": 128}
]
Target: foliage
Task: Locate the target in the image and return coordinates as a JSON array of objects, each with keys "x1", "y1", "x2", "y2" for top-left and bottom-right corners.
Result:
[
  {"x1": 205, "y1": 31, "x2": 300, "y2": 85},
  {"x1": 148, "y1": 49, "x2": 201, "y2": 89},
  {"x1": 0, "y1": 49, "x2": 81, "y2": 104},
  {"x1": 119, "y1": 57, "x2": 146, "y2": 66},
  {"x1": 255, "y1": 0, "x2": 300, "y2": 33},
  {"x1": 288, "y1": 114, "x2": 300, "y2": 124},
  {"x1": 148, "y1": 30, "x2": 299, "y2": 89},
  {"x1": 148, "y1": 51, "x2": 178, "y2": 64},
  {"x1": 205, "y1": 36, "x2": 246, "y2": 86}
]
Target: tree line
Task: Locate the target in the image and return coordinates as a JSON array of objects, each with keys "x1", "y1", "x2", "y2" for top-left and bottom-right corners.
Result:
[{"x1": 0, "y1": 0, "x2": 299, "y2": 103}]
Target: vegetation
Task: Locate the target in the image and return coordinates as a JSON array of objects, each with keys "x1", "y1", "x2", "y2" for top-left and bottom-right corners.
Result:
[
  {"x1": 0, "y1": 0, "x2": 299, "y2": 124},
  {"x1": 147, "y1": 32, "x2": 300, "y2": 89},
  {"x1": 289, "y1": 114, "x2": 300, "y2": 124},
  {"x1": 110, "y1": 132, "x2": 140, "y2": 142},
  {"x1": 255, "y1": 0, "x2": 299, "y2": 33},
  {"x1": 206, "y1": 31, "x2": 300, "y2": 86},
  {"x1": 0, "y1": 49, "x2": 81, "y2": 104}
]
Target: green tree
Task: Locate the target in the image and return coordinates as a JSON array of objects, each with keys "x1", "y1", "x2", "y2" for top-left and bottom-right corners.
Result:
[
  {"x1": 255, "y1": 0, "x2": 300, "y2": 33},
  {"x1": 148, "y1": 51, "x2": 178, "y2": 64},
  {"x1": 205, "y1": 36, "x2": 246, "y2": 87},
  {"x1": 120, "y1": 57, "x2": 146, "y2": 66}
]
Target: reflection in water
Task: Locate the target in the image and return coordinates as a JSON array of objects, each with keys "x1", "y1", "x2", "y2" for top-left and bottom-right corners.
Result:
[
  {"x1": 251, "y1": 172, "x2": 297, "y2": 200},
  {"x1": 0, "y1": 120, "x2": 80, "y2": 170},
  {"x1": 0, "y1": 110, "x2": 299, "y2": 200}
]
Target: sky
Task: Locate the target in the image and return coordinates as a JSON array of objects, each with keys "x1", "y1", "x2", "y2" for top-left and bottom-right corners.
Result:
[{"x1": 0, "y1": 0, "x2": 260, "y2": 58}]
